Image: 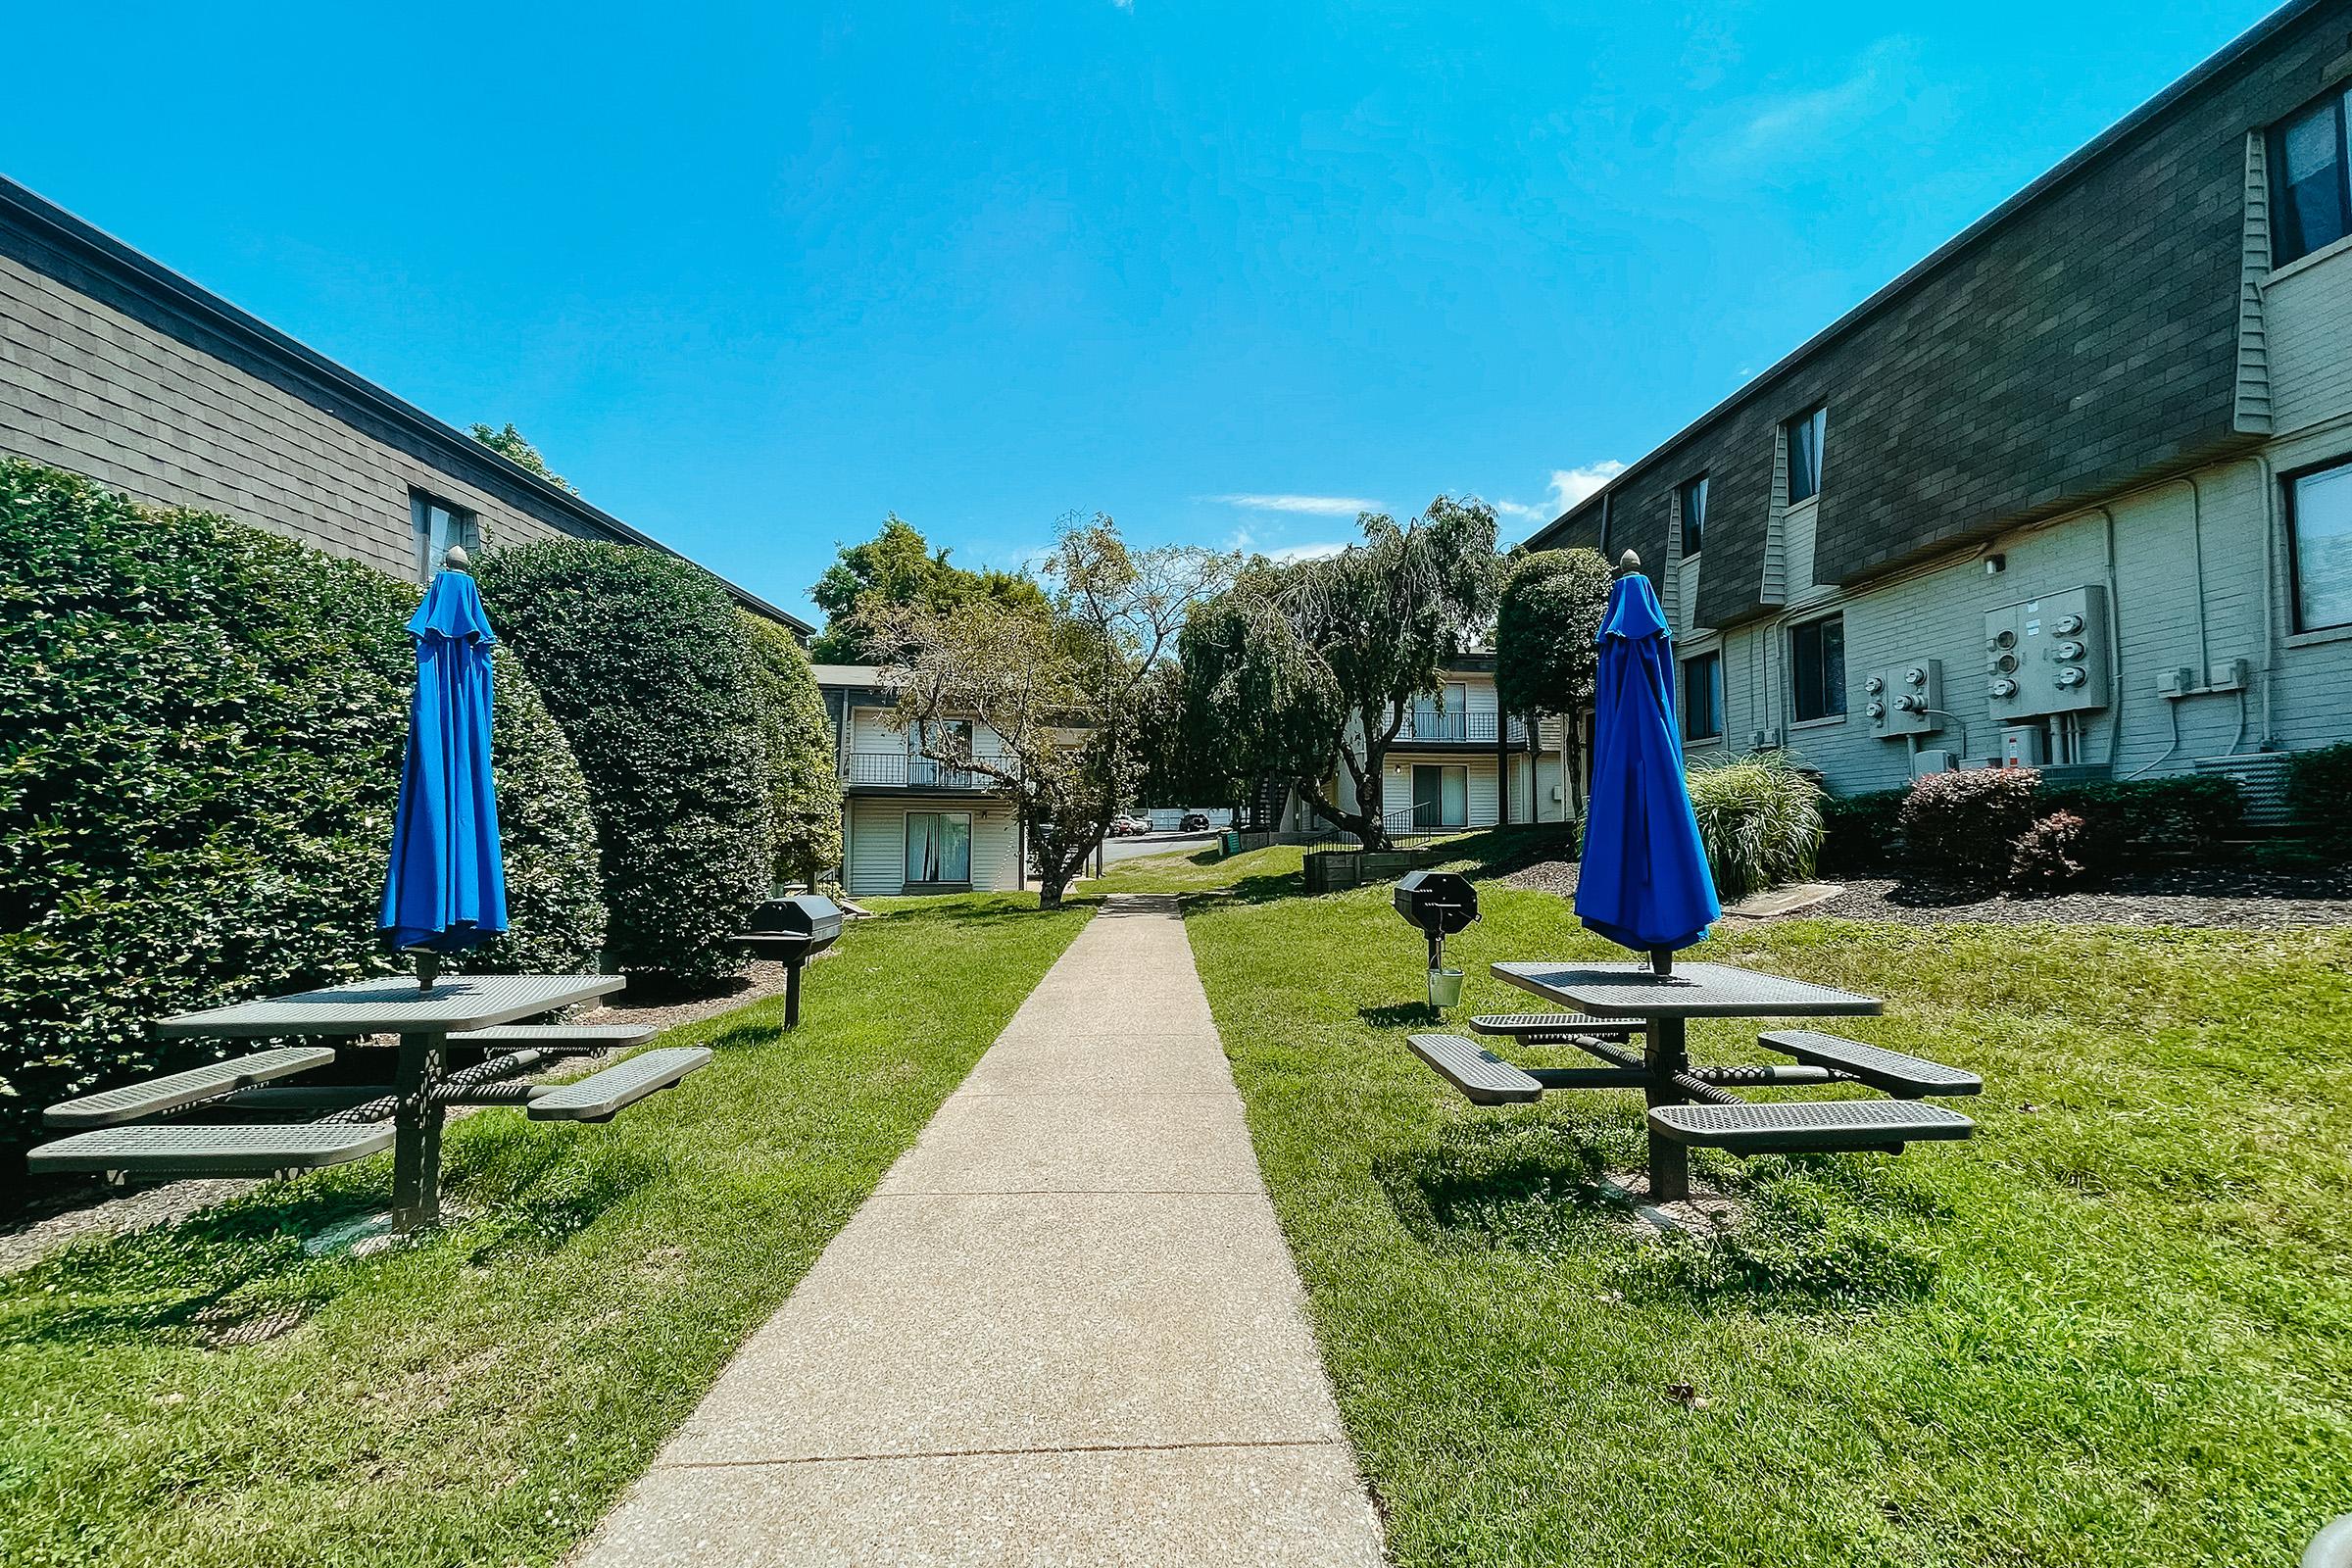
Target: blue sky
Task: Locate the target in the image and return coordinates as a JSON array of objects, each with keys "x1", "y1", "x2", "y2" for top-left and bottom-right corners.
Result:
[{"x1": 1, "y1": 1, "x2": 2280, "y2": 621}]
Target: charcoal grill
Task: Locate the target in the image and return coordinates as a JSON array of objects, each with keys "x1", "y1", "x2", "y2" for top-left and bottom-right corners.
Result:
[
  {"x1": 733, "y1": 894, "x2": 844, "y2": 1027},
  {"x1": 1394, "y1": 869, "x2": 1479, "y2": 974}
]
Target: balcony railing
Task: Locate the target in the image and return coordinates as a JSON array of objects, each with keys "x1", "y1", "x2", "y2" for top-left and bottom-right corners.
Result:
[
  {"x1": 1394, "y1": 710, "x2": 1530, "y2": 745},
  {"x1": 841, "y1": 752, "x2": 998, "y2": 789}
]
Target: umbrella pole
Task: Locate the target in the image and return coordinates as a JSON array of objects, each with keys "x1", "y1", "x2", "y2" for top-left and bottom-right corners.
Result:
[{"x1": 415, "y1": 949, "x2": 440, "y2": 993}]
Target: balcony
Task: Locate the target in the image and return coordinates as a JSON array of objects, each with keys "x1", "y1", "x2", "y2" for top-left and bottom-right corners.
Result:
[
  {"x1": 840, "y1": 751, "x2": 999, "y2": 790},
  {"x1": 1393, "y1": 710, "x2": 1530, "y2": 746}
]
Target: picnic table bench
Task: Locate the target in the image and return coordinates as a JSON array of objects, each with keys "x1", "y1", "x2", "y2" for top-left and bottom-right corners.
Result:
[
  {"x1": 1408, "y1": 960, "x2": 1980, "y2": 1202},
  {"x1": 25, "y1": 974, "x2": 710, "y2": 1230}
]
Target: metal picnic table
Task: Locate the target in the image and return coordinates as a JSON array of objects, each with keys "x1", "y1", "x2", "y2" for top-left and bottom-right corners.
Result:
[
  {"x1": 1482, "y1": 960, "x2": 1957, "y2": 1203},
  {"x1": 31, "y1": 973, "x2": 712, "y2": 1231}
]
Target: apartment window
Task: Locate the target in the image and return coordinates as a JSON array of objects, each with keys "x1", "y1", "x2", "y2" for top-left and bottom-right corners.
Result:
[
  {"x1": 2287, "y1": 457, "x2": 2352, "y2": 632},
  {"x1": 905, "y1": 810, "x2": 972, "y2": 884},
  {"x1": 1786, "y1": 408, "x2": 1827, "y2": 505},
  {"x1": 1788, "y1": 612, "x2": 1846, "y2": 722},
  {"x1": 411, "y1": 492, "x2": 478, "y2": 582},
  {"x1": 1412, "y1": 682, "x2": 1468, "y2": 741},
  {"x1": 2272, "y1": 85, "x2": 2352, "y2": 267},
  {"x1": 1682, "y1": 651, "x2": 1724, "y2": 742},
  {"x1": 1411, "y1": 764, "x2": 1468, "y2": 829},
  {"x1": 1678, "y1": 474, "x2": 1708, "y2": 556}
]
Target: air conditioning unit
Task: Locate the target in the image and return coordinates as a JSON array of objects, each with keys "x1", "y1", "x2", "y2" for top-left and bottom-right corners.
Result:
[
  {"x1": 2001, "y1": 725, "x2": 2045, "y2": 767},
  {"x1": 1910, "y1": 750, "x2": 1959, "y2": 778}
]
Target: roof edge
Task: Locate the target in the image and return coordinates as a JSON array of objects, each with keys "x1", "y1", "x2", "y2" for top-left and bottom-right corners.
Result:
[
  {"x1": 0, "y1": 173, "x2": 812, "y2": 635},
  {"x1": 1523, "y1": 0, "x2": 2329, "y2": 551}
]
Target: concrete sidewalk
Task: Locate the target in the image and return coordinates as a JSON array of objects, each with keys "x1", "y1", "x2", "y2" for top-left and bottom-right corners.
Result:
[{"x1": 573, "y1": 895, "x2": 1383, "y2": 1567}]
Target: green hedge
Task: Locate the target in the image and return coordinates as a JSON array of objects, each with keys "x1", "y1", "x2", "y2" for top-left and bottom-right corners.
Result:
[
  {"x1": 0, "y1": 461, "x2": 603, "y2": 1180},
  {"x1": 2041, "y1": 775, "x2": 2243, "y2": 857},
  {"x1": 744, "y1": 613, "x2": 843, "y2": 890},
  {"x1": 477, "y1": 540, "x2": 773, "y2": 986},
  {"x1": 1816, "y1": 788, "x2": 1908, "y2": 874},
  {"x1": 2286, "y1": 742, "x2": 2352, "y2": 857},
  {"x1": 1685, "y1": 753, "x2": 1823, "y2": 903}
]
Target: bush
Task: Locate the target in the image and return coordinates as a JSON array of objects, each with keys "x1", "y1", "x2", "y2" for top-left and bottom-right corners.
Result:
[
  {"x1": 743, "y1": 613, "x2": 843, "y2": 890},
  {"x1": 0, "y1": 461, "x2": 602, "y2": 1181},
  {"x1": 1897, "y1": 768, "x2": 2038, "y2": 878},
  {"x1": 2009, "y1": 810, "x2": 2101, "y2": 892},
  {"x1": 1815, "y1": 788, "x2": 1908, "y2": 875},
  {"x1": 1685, "y1": 753, "x2": 1823, "y2": 902},
  {"x1": 2042, "y1": 775, "x2": 2242, "y2": 858},
  {"x1": 2286, "y1": 741, "x2": 2352, "y2": 857},
  {"x1": 477, "y1": 539, "x2": 774, "y2": 985}
]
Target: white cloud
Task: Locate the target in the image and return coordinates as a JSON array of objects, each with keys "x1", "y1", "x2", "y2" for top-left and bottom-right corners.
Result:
[
  {"x1": 1203, "y1": 493, "x2": 1380, "y2": 516},
  {"x1": 1265, "y1": 541, "x2": 1348, "y2": 564},
  {"x1": 1497, "y1": 461, "x2": 1627, "y2": 523},
  {"x1": 1735, "y1": 37, "x2": 1917, "y2": 159}
]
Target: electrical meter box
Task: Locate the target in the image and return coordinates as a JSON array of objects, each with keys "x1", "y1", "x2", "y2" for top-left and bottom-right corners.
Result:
[
  {"x1": 1864, "y1": 660, "x2": 1943, "y2": 739},
  {"x1": 1984, "y1": 586, "x2": 2109, "y2": 720}
]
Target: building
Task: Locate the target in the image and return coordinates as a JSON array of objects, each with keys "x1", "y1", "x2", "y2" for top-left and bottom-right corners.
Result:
[
  {"x1": 1296, "y1": 654, "x2": 1577, "y2": 835},
  {"x1": 1527, "y1": 0, "x2": 2352, "y2": 812},
  {"x1": 813, "y1": 666, "x2": 1030, "y2": 897},
  {"x1": 0, "y1": 175, "x2": 808, "y2": 631}
]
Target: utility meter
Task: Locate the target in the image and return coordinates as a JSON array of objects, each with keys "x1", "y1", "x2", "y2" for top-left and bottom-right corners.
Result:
[
  {"x1": 1984, "y1": 587, "x2": 2109, "y2": 720},
  {"x1": 1867, "y1": 660, "x2": 1943, "y2": 740}
]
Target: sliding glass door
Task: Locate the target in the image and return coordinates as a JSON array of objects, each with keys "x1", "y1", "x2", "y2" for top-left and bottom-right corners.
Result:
[
  {"x1": 1411, "y1": 765, "x2": 1468, "y2": 829},
  {"x1": 905, "y1": 810, "x2": 973, "y2": 884}
]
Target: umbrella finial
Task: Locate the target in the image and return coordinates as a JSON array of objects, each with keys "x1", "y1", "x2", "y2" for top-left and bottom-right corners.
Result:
[
  {"x1": 1616, "y1": 549, "x2": 1642, "y2": 576},
  {"x1": 442, "y1": 543, "x2": 470, "y2": 571}
]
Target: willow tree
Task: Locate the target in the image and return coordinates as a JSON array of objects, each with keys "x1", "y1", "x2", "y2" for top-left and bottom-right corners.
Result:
[
  {"x1": 865, "y1": 517, "x2": 1230, "y2": 906},
  {"x1": 1173, "y1": 584, "x2": 1342, "y2": 828},
  {"x1": 1280, "y1": 498, "x2": 1499, "y2": 848},
  {"x1": 1494, "y1": 547, "x2": 1613, "y2": 815}
]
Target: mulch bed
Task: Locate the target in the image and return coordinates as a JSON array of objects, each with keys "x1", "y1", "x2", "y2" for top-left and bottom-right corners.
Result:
[{"x1": 1501, "y1": 859, "x2": 2352, "y2": 931}]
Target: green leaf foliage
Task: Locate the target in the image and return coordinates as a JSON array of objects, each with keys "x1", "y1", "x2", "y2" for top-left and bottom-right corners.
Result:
[
  {"x1": 477, "y1": 539, "x2": 774, "y2": 985},
  {"x1": 2286, "y1": 741, "x2": 2352, "y2": 856},
  {"x1": 0, "y1": 461, "x2": 603, "y2": 1183},
  {"x1": 1494, "y1": 547, "x2": 1611, "y2": 724},
  {"x1": 1685, "y1": 751, "x2": 1824, "y2": 902},
  {"x1": 808, "y1": 514, "x2": 1050, "y2": 663},
  {"x1": 743, "y1": 612, "x2": 843, "y2": 888}
]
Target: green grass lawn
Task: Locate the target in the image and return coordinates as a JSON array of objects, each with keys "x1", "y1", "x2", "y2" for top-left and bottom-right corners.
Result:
[
  {"x1": 0, "y1": 893, "x2": 1089, "y2": 1568},
  {"x1": 1160, "y1": 836, "x2": 2352, "y2": 1565}
]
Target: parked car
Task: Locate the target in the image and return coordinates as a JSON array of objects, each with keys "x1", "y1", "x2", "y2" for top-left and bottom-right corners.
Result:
[
  {"x1": 1106, "y1": 813, "x2": 1152, "y2": 837},
  {"x1": 1179, "y1": 810, "x2": 1212, "y2": 832}
]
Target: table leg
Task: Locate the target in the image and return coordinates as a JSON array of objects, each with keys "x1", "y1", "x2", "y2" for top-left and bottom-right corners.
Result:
[
  {"x1": 390, "y1": 1031, "x2": 448, "y2": 1230},
  {"x1": 1644, "y1": 1013, "x2": 1690, "y2": 1203}
]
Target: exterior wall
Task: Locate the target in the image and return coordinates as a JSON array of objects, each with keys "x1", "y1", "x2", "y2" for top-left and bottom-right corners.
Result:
[
  {"x1": 1332, "y1": 751, "x2": 1505, "y2": 829},
  {"x1": 844, "y1": 797, "x2": 1023, "y2": 897},
  {"x1": 1541, "y1": 2, "x2": 2352, "y2": 629},
  {"x1": 0, "y1": 177, "x2": 808, "y2": 629}
]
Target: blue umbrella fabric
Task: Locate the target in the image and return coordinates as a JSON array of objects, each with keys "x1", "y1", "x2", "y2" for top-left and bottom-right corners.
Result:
[
  {"x1": 379, "y1": 559, "x2": 509, "y2": 959},
  {"x1": 1573, "y1": 556, "x2": 1720, "y2": 964}
]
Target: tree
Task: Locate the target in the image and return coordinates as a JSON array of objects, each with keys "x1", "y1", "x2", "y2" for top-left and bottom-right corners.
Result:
[
  {"x1": 808, "y1": 515, "x2": 1050, "y2": 663},
  {"x1": 1171, "y1": 583, "x2": 1343, "y2": 828},
  {"x1": 1278, "y1": 498, "x2": 1499, "y2": 849},
  {"x1": 1494, "y1": 547, "x2": 1613, "y2": 816},
  {"x1": 469, "y1": 421, "x2": 575, "y2": 493},
  {"x1": 743, "y1": 613, "x2": 845, "y2": 891},
  {"x1": 868, "y1": 516, "x2": 1230, "y2": 906}
]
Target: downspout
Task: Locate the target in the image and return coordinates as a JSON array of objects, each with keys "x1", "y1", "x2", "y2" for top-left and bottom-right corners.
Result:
[{"x1": 2251, "y1": 451, "x2": 2280, "y2": 751}]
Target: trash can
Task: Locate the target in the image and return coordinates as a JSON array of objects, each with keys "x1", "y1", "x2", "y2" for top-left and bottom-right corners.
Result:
[{"x1": 1221, "y1": 829, "x2": 1241, "y2": 858}]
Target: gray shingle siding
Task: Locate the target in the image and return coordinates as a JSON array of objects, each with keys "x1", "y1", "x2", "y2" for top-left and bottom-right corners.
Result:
[
  {"x1": 0, "y1": 175, "x2": 810, "y2": 633},
  {"x1": 1530, "y1": 0, "x2": 2352, "y2": 630}
]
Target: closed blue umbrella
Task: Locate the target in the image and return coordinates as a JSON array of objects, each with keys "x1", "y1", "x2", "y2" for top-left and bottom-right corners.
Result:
[
  {"x1": 1574, "y1": 551, "x2": 1719, "y2": 974},
  {"x1": 380, "y1": 546, "x2": 508, "y2": 987}
]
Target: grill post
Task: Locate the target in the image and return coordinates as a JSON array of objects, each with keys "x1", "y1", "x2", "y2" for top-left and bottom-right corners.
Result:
[{"x1": 784, "y1": 960, "x2": 804, "y2": 1030}]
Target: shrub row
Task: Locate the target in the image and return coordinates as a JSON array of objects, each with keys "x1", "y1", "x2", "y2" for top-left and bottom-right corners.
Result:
[
  {"x1": 1886, "y1": 767, "x2": 2246, "y2": 889},
  {"x1": 2286, "y1": 741, "x2": 2352, "y2": 856},
  {"x1": 0, "y1": 461, "x2": 603, "y2": 1178}
]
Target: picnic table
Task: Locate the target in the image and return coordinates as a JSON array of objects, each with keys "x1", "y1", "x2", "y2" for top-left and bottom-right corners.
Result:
[
  {"x1": 29, "y1": 974, "x2": 711, "y2": 1230},
  {"x1": 1408, "y1": 959, "x2": 1979, "y2": 1203}
]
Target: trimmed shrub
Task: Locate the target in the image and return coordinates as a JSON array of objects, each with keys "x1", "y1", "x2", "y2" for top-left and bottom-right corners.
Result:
[
  {"x1": 1816, "y1": 788, "x2": 1908, "y2": 874},
  {"x1": 2042, "y1": 775, "x2": 2243, "y2": 858},
  {"x1": 477, "y1": 539, "x2": 772, "y2": 986},
  {"x1": 0, "y1": 460, "x2": 602, "y2": 1180},
  {"x1": 1685, "y1": 753, "x2": 1824, "y2": 902},
  {"x1": 743, "y1": 613, "x2": 843, "y2": 891},
  {"x1": 1897, "y1": 767, "x2": 2038, "y2": 878},
  {"x1": 2009, "y1": 810, "x2": 2100, "y2": 892},
  {"x1": 2286, "y1": 741, "x2": 2352, "y2": 857}
]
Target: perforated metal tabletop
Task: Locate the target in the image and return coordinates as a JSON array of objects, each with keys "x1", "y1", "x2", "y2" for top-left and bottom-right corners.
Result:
[
  {"x1": 154, "y1": 974, "x2": 623, "y2": 1038},
  {"x1": 1492, "y1": 961, "x2": 1881, "y2": 1018}
]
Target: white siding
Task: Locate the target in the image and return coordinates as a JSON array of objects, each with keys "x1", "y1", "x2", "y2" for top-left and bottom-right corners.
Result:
[
  {"x1": 2264, "y1": 243, "x2": 2352, "y2": 435},
  {"x1": 845, "y1": 799, "x2": 1023, "y2": 897}
]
